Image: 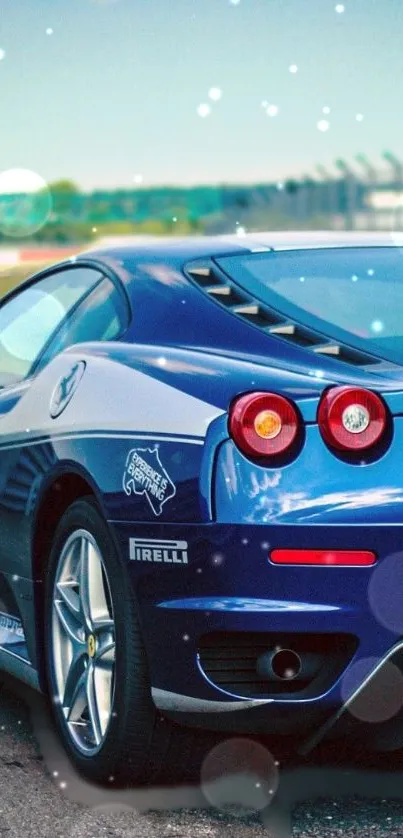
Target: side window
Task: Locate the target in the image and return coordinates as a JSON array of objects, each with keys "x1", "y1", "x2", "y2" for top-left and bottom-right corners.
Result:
[
  {"x1": 0, "y1": 267, "x2": 103, "y2": 388},
  {"x1": 40, "y1": 277, "x2": 129, "y2": 365}
]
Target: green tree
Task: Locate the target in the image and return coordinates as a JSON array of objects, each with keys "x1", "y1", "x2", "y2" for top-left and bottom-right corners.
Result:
[
  {"x1": 49, "y1": 180, "x2": 81, "y2": 221},
  {"x1": 49, "y1": 179, "x2": 80, "y2": 195}
]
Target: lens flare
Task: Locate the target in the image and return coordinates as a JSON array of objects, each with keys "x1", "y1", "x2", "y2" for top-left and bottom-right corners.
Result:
[{"x1": 0, "y1": 169, "x2": 52, "y2": 237}]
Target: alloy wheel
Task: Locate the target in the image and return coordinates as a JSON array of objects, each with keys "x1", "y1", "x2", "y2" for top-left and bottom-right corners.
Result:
[{"x1": 51, "y1": 529, "x2": 116, "y2": 755}]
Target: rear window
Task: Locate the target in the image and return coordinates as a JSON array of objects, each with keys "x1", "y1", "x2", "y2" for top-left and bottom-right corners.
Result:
[{"x1": 217, "y1": 247, "x2": 403, "y2": 365}]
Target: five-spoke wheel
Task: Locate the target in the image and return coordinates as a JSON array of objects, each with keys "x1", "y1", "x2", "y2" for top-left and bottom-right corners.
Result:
[{"x1": 51, "y1": 529, "x2": 115, "y2": 754}]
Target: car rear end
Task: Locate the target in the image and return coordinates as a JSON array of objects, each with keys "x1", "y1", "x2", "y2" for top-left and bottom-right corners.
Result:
[{"x1": 141, "y1": 244, "x2": 403, "y2": 745}]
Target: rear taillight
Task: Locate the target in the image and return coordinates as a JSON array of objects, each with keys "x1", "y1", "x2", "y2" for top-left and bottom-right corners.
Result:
[
  {"x1": 229, "y1": 392, "x2": 299, "y2": 458},
  {"x1": 318, "y1": 386, "x2": 387, "y2": 452}
]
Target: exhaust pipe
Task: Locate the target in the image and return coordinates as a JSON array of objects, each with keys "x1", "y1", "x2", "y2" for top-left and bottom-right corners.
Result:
[{"x1": 257, "y1": 648, "x2": 303, "y2": 682}]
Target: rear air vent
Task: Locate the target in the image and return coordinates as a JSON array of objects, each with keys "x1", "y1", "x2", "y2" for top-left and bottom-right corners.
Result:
[
  {"x1": 186, "y1": 259, "x2": 383, "y2": 369},
  {"x1": 313, "y1": 343, "x2": 374, "y2": 366},
  {"x1": 268, "y1": 323, "x2": 326, "y2": 348}
]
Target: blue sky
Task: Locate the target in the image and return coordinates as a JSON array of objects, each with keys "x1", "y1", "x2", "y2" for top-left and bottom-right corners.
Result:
[{"x1": 0, "y1": 0, "x2": 402, "y2": 188}]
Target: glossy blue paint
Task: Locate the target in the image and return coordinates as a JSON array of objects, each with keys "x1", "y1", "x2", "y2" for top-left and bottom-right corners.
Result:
[
  {"x1": 1, "y1": 238, "x2": 403, "y2": 741},
  {"x1": 215, "y1": 422, "x2": 403, "y2": 525},
  {"x1": 157, "y1": 597, "x2": 341, "y2": 612},
  {"x1": 108, "y1": 518, "x2": 400, "y2": 722}
]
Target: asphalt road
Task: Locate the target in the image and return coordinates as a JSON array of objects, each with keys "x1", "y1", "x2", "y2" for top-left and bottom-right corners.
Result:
[{"x1": 1, "y1": 675, "x2": 403, "y2": 837}]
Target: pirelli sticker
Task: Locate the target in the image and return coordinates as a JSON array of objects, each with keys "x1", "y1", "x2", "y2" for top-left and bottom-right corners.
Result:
[{"x1": 129, "y1": 538, "x2": 188, "y2": 565}]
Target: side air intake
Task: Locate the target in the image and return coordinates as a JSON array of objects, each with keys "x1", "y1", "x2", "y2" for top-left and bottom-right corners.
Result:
[{"x1": 186, "y1": 259, "x2": 382, "y2": 369}]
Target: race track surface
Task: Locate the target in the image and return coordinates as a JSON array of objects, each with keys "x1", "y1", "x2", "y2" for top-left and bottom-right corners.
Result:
[{"x1": 0, "y1": 674, "x2": 402, "y2": 837}]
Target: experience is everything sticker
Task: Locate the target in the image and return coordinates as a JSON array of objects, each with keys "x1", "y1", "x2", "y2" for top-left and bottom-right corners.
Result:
[{"x1": 123, "y1": 447, "x2": 176, "y2": 516}]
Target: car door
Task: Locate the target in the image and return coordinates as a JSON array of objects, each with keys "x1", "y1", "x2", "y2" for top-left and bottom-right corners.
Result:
[{"x1": 0, "y1": 265, "x2": 115, "y2": 581}]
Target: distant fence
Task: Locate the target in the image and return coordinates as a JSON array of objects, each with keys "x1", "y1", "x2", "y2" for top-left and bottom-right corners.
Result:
[{"x1": 1, "y1": 155, "x2": 403, "y2": 238}]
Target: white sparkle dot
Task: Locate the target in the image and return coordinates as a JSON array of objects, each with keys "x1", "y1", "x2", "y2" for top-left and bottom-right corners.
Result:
[
  {"x1": 322, "y1": 106, "x2": 331, "y2": 114},
  {"x1": 261, "y1": 99, "x2": 268, "y2": 108},
  {"x1": 0, "y1": 49, "x2": 5, "y2": 61},
  {"x1": 266, "y1": 104, "x2": 279, "y2": 117},
  {"x1": 335, "y1": 4, "x2": 345, "y2": 12},
  {"x1": 197, "y1": 103, "x2": 211, "y2": 118},
  {"x1": 109, "y1": 775, "x2": 115, "y2": 782},
  {"x1": 289, "y1": 64, "x2": 298, "y2": 73},
  {"x1": 277, "y1": 181, "x2": 284, "y2": 190},
  {"x1": 317, "y1": 119, "x2": 330, "y2": 132},
  {"x1": 46, "y1": 28, "x2": 53, "y2": 35},
  {"x1": 157, "y1": 356, "x2": 167, "y2": 366},
  {"x1": 196, "y1": 568, "x2": 202, "y2": 574},
  {"x1": 92, "y1": 226, "x2": 97, "y2": 233},
  {"x1": 242, "y1": 538, "x2": 249, "y2": 545},
  {"x1": 229, "y1": 0, "x2": 241, "y2": 5},
  {"x1": 236, "y1": 225, "x2": 246, "y2": 236},
  {"x1": 208, "y1": 87, "x2": 222, "y2": 101},
  {"x1": 59, "y1": 781, "x2": 67, "y2": 789},
  {"x1": 172, "y1": 216, "x2": 177, "y2": 222},
  {"x1": 299, "y1": 276, "x2": 305, "y2": 282},
  {"x1": 314, "y1": 370, "x2": 325, "y2": 379},
  {"x1": 52, "y1": 771, "x2": 59, "y2": 777},
  {"x1": 12, "y1": 575, "x2": 19, "y2": 582},
  {"x1": 371, "y1": 320, "x2": 384, "y2": 334},
  {"x1": 367, "y1": 268, "x2": 375, "y2": 275},
  {"x1": 352, "y1": 274, "x2": 358, "y2": 281},
  {"x1": 183, "y1": 634, "x2": 190, "y2": 642},
  {"x1": 356, "y1": 112, "x2": 364, "y2": 122},
  {"x1": 133, "y1": 173, "x2": 143, "y2": 184}
]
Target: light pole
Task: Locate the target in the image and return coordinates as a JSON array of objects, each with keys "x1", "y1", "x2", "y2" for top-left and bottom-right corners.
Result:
[
  {"x1": 315, "y1": 164, "x2": 337, "y2": 225},
  {"x1": 383, "y1": 150, "x2": 403, "y2": 229},
  {"x1": 356, "y1": 153, "x2": 377, "y2": 230},
  {"x1": 335, "y1": 158, "x2": 357, "y2": 231}
]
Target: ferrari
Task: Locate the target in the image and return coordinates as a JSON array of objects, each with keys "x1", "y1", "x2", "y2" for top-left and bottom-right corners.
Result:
[{"x1": 1, "y1": 231, "x2": 403, "y2": 783}]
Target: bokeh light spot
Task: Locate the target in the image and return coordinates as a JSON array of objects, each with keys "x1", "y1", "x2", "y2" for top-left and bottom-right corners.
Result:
[
  {"x1": 197, "y1": 103, "x2": 211, "y2": 118},
  {"x1": 0, "y1": 169, "x2": 52, "y2": 238},
  {"x1": 341, "y1": 658, "x2": 403, "y2": 723},
  {"x1": 317, "y1": 119, "x2": 330, "y2": 132},
  {"x1": 201, "y1": 738, "x2": 279, "y2": 817},
  {"x1": 368, "y1": 551, "x2": 403, "y2": 634}
]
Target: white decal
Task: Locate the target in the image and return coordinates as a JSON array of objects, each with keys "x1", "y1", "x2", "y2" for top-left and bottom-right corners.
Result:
[
  {"x1": 129, "y1": 538, "x2": 188, "y2": 565},
  {"x1": 123, "y1": 447, "x2": 176, "y2": 515},
  {"x1": 0, "y1": 611, "x2": 24, "y2": 642}
]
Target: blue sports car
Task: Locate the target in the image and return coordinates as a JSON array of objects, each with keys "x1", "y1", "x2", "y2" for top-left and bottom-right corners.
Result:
[{"x1": 1, "y1": 232, "x2": 403, "y2": 783}]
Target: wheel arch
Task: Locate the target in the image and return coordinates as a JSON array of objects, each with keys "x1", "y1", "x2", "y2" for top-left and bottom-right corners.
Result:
[
  {"x1": 32, "y1": 465, "x2": 107, "y2": 580},
  {"x1": 32, "y1": 465, "x2": 104, "y2": 689}
]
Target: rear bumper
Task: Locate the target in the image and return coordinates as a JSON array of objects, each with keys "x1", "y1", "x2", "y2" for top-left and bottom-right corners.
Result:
[{"x1": 111, "y1": 519, "x2": 403, "y2": 737}]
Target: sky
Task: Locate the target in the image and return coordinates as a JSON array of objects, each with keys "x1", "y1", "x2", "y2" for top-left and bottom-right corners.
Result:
[{"x1": 0, "y1": 0, "x2": 402, "y2": 189}]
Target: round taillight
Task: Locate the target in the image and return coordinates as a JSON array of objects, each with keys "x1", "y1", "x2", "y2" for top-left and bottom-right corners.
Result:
[
  {"x1": 318, "y1": 386, "x2": 387, "y2": 451},
  {"x1": 229, "y1": 392, "x2": 299, "y2": 458}
]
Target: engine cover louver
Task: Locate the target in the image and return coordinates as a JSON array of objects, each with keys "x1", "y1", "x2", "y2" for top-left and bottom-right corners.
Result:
[{"x1": 185, "y1": 259, "x2": 382, "y2": 369}]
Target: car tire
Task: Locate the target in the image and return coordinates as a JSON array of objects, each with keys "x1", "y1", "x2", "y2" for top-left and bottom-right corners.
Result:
[{"x1": 44, "y1": 496, "x2": 215, "y2": 786}]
